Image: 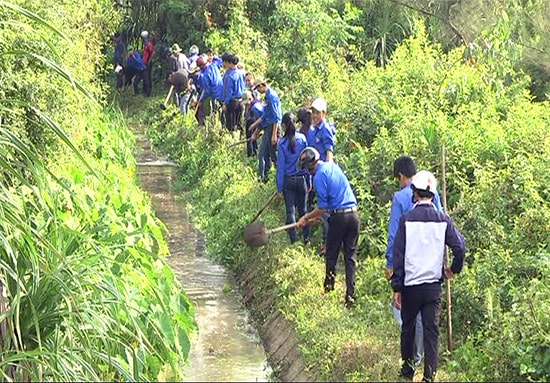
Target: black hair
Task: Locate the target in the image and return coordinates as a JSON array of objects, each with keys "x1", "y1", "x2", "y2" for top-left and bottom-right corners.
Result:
[
  {"x1": 231, "y1": 55, "x2": 239, "y2": 65},
  {"x1": 296, "y1": 107, "x2": 312, "y2": 133},
  {"x1": 114, "y1": 32, "x2": 121, "y2": 38},
  {"x1": 206, "y1": 48, "x2": 214, "y2": 54},
  {"x1": 221, "y1": 52, "x2": 231, "y2": 62},
  {"x1": 282, "y1": 112, "x2": 297, "y2": 154},
  {"x1": 393, "y1": 155, "x2": 416, "y2": 178}
]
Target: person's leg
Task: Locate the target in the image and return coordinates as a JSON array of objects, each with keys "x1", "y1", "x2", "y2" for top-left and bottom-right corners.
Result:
[
  {"x1": 414, "y1": 312, "x2": 424, "y2": 366},
  {"x1": 143, "y1": 64, "x2": 151, "y2": 96},
  {"x1": 263, "y1": 125, "x2": 274, "y2": 178},
  {"x1": 295, "y1": 176, "x2": 309, "y2": 242},
  {"x1": 400, "y1": 286, "x2": 423, "y2": 379},
  {"x1": 258, "y1": 132, "x2": 269, "y2": 180},
  {"x1": 342, "y1": 211, "x2": 360, "y2": 305},
  {"x1": 420, "y1": 289, "x2": 441, "y2": 382},
  {"x1": 324, "y1": 213, "x2": 344, "y2": 293},
  {"x1": 283, "y1": 177, "x2": 298, "y2": 243}
]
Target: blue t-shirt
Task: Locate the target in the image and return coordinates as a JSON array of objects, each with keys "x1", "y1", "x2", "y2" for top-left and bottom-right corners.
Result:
[
  {"x1": 199, "y1": 63, "x2": 223, "y2": 102},
  {"x1": 276, "y1": 132, "x2": 309, "y2": 193},
  {"x1": 385, "y1": 182, "x2": 443, "y2": 268},
  {"x1": 249, "y1": 100, "x2": 264, "y2": 121},
  {"x1": 126, "y1": 51, "x2": 146, "y2": 71},
  {"x1": 313, "y1": 162, "x2": 357, "y2": 211},
  {"x1": 223, "y1": 67, "x2": 246, "y2": 105},
  {"x1": 312, "y1": 119, "x2": 335, "y2": 161},
  {"x1": 262, "y1": 87, "x2": 282, "y2": 125}
]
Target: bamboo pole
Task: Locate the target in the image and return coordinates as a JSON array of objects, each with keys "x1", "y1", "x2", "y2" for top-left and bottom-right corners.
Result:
[{"x1": 441, "y1": 144, "x2": 453, "y2": 353}]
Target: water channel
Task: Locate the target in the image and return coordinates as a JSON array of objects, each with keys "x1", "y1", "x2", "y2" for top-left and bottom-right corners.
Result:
[{"x1": 136, "y1": 134, "x2": 271, "y2": 382}]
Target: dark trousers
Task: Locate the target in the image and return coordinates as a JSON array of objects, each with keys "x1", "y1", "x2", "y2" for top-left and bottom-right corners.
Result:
[
  {"x1": 143, "y1": 62, "x2": 153, "y2": 96},
  {"x1": 246, "y1": 119, "x2": 258, "y2": 156},
  {"x1": 283, "y1": 175, "x2": 310, "y2": 243},
  {"x1": 258, "y1": 124, "x2": 277, "y2": 180},
  {"x1": 324, "y1": 211, "x2": 359, "y2": 298},
  {"x1": 225, "y1": 99, "x2": 243, "y2": 132},
  {"x1": 401, "y1": 285, "x2": 441, "y2": 380},
  {"x1": 125, "y1": 68, "x2": 143, "y2": 95},
  {"x1": 195, "y1": 97, "x2": 212, "y2": 126}
]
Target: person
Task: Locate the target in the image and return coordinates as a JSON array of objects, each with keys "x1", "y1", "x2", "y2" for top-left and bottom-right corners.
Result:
[
  {"x1": 188, "y1": 62, "x2": 206, "y2": 125},
  {"x1": 206, "y1": 48, "x2": 223, "y2": 68},
  {"x1": 385, "y1": 156, "x2": 444, "y2": 367},
  {"x1": 168, "y1": 69, "x2": 189, "y2": 114},
  {"x1": 113, "y1": 32, "x2": 125, "y2": 91},
  {"x1": 249, "y1": 77, "x2": 282, "y2": 183},
  {"x1": 391, "y1": 170, "x2": 465, "y2": 382},
  {"x1": 297, "y1": 147, "x2": 360, "y2": 308},
  {"x1": 188, "y1": 44, "x2": 199, "y2": 67},
  {"x1": 222, "y1": 53, "x2": 246, "y2": 132},
  {"x1": 171, "y1": 43, "x2": 189, "y2": 72},
  {"x1": 276, "y1": 113, "x2": 310, "y2": 244},
  {"x1": 141, "y1": 30, "x2": 155, "y2": 96},
  {"x1": 245, "y1": 72, "x2": 260, "y2": 100},
  {"x1": 125, "y1": 45, "x2": 146, "y2": 95},
  {"x1": 243, "y1": 90, "x2": 263, "y2": 157},
  {"x1": 309, "y1": 98, "x2": 335, "y2": 162},
  {"x1": 195, "y1": 54, "x2": 223, "y2": 125},
  {"x1": 309, "y1": 98, "x2": 336, "y2": 256},
  {"x1": 297, "y1": 107, "x2": 316, "y2": 213}
]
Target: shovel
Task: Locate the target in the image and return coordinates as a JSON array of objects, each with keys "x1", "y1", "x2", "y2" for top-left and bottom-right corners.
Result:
[
  {"x1": 244, "y1": 221, "x2": 300, "y2": 248},
  {"x1": 160, "y1": 85, "x2": 175, "y2": 110},
  {"x1": 227, "y1": 138, "x2": 251, "y2": 149}
]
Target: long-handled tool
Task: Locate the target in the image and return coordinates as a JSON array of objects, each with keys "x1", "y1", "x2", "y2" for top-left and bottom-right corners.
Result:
[
  {"x1": 441, "y1": 144, "x2": 453, "y2": 353},
  {"x1": 160, "y1": 85, "x2": 175, "y2": 110},
  {"x1": 249, "y1": 191, "x2": 278, "y2": 224},
  {"x1": 244, "y1": 221, "x2": 299, "y2": 248},
  {"x1": 227, "y1": 138, "x2": 252, "y2": 149}
]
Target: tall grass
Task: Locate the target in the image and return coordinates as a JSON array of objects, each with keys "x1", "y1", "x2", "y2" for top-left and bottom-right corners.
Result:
[{"x1": 0, "y1": 1, "x2": 195, "y2": 381}]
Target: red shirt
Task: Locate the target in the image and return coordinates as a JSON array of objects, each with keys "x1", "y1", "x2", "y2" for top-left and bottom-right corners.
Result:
[{"x1": 143, "y1": 41, "x2": 154, "y2": 64}]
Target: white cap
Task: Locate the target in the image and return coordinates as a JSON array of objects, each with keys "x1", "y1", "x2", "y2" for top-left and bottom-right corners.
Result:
[
  {"x1": 311, "y1": 98, "x2": 327, "y2": 113},
  {"x1": 140, "y1": 30, "x2": 149, "y2": 38},
  {"x1": 412, "y1": 170, "x2": 437, "y2": 195}
]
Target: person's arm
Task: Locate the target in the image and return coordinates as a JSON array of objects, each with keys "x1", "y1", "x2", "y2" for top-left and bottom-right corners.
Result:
[
  {"x1": 385, "y1": 194, "x2": 402, "y2": 278},
  {"x1": 321, "y1": 124, "x2": 335, "y2": 162},
  {"x1": 271, "y1": 123, "x2": 279, "y2": 146},
  {"x1": 444, "y1": 215, "x2": 466, "y2": 278},
  {"x1": 249, "y1": 116, "x2": 263, "y2": 132},
  {"x1": 390, "y1": 216, "x2": 407, "y2": 305}
]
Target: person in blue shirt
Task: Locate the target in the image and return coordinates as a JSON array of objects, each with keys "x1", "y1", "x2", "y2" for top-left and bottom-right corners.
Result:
[
  {"x1": 244, "y1": 91, "x2": 263, "y2": 156},
  {"x1": 391, "y1": 170, "x2": 465, "y2": 383},
  {"x1": 125, "y1": 45, "x2": 146, "y2": 96},
  {"x1": 297, "y1": 147, "x2": 360, "y2": 308},
  {"x1": 206, "y1": 48, "x2": 223, "y2": 68},
  {"x1": 222, "y1": 53, "x2": 246, "y2": 132},
  {"x1": 309, "y1": 98, "x2": 335, "y2": 162},
  {"x1": 195, "y1": 54, "x2": 223, "y2": 123},
  {"x1": 249, "y1": 77, "x2": 282, "y2": 183},
  {"x1": 276, "y1": 113, "x2": 310, "y2": 244},
  {"x1": 385, "y1": 156, "x2": 443, "y2": 368}
]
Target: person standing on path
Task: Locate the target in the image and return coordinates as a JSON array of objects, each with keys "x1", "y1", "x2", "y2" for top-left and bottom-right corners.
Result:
[
  {"x1": 297, "y1": 147, "x2": 359, "y2": 308},
  {"x1": 222, "y1": 53, "x2": 246, "y2": 133},
  {"x1": 125, "y1": 45, "x2": 146, "y2": 95},
  {"x1": 249, "y1": 77, "x2": 282, "y2": 183},
  {"x1": 391, "y1": 170, "x2": 465, "y2": 382},
  {"x1": 244, "y1": 91, "x2": 263, "y2": 157},
  {"x1": 276, "y1": 112, "x2": 310, "y2": 244},
  {"x1": 141, "y1": 30, "x2": 155, "y2": 97},
  {"x1": 113, "y1": 32, "x2": 125, "y2": 92},
  {"x1": 385, "y1": 156, "x2": 444, "y2": 367}
]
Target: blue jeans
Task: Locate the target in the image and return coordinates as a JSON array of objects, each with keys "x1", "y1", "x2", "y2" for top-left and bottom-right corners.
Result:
[
  {"x1": 283, "y1": 175, "x2": 310, "y2": 243},
  {"x1": 392, "y1": 300, "x2": 424, "y2": 365},
  {"x1": 258, "y1": 125, "x2": 276, "y2": 180}
]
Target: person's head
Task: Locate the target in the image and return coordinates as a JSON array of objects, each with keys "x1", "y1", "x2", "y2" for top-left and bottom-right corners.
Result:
[
  {"x1": 206, "y1": 48, "x2": 215, "y2": 62},
  {"x1": 297, "y1": 107, "x2": 312, "y2": 131},
  {"x1": 127, "y1": 44, "x2": 135, "y2": 53},
  {"x1": 140, "y1": 30, "x2": 149, "y2": 40},
  {"x1": 282, "y1": 112, "x2": 298, "y2": 153},
  {"x1": 245, "y1": 72, "x2": 256, "y2": 88},
  {"x1": 297, "y1": 147, "x2": 321, "y2": 174},
  {"x1": 114, "y1": 32, "x2": 121, "y2": 42},
  {"x1": 189, "y1": 45, "x2": 199, "y2": 56},
  {"x1": 411, "y1": 170, "x2": 437, "y2": 202},
  {"x1": 310, "y1": 98, "x2": 327, "y2": 125},
  {"x1": 253, "y1": 77, "x2": 268, "y2": 94},
  {"x1": 171, "y1": 43, "x2": 182, "y2": 56},
  {"x1": 243, "y1": 90, "x2": 253, "y2": 105},
  {"x1": 393, "y1": 155, "x2": 417, "y2": 188},
  {"x1": 196, "y1": 54, "x2": 208, "y2": 69}
]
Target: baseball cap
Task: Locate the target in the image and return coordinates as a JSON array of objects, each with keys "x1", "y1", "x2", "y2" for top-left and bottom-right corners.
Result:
[{"x1": 310, "y1": 98, "x2": 327, "y2": 113}]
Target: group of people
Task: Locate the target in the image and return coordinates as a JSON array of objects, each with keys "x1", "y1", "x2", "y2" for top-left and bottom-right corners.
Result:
[
  {"x1": 116, "y1": 37, "x2": 468, "y2": 382},
  {"x1": 114, "y1": 31, "x2": 155, "y2": 96}
]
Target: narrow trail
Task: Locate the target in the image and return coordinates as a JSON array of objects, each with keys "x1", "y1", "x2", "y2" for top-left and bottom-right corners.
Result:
[{"x1": 133, "y1": 122, "x2": 272, "y2": 382}]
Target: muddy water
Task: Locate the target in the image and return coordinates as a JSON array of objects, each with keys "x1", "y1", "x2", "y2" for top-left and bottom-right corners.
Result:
[{"x1": 136, "y1": 136, "x2": 271, "y2": 382}]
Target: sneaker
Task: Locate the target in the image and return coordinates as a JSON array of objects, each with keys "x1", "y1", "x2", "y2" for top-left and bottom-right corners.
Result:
[{"x1": 400, "y1": 359, "x2": 415, "y2": 380}]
